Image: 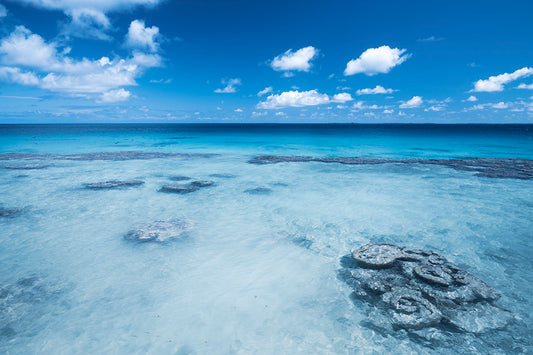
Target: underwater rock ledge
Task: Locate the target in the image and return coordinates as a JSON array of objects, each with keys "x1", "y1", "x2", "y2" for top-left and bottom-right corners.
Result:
[
  {"x1": 249, "y1": 155, "x2": 533, "y2": 179},
  {"x1": 338, "y1": 243, "x2": 523, "y2": 350}
]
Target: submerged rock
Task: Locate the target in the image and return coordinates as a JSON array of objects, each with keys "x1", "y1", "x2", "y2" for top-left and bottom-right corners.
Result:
[
  {"x1": 85, "y1": 180, "x2": 144, "y2": 189},
  {"x1": 0, "y1": 275, "x2": 64, "y2": 340},
  {"x1": 124, "y1": 218, "x2": 192, "y2": 242},
  {"x1": 249, "y1": 155, "x2": 533, "y2": 180},
  {"x1": 169, "y1": 175, "x2": 192, "y2": 181},
  {"x1": 4, "y1": 163, "x2": 51, "y2": 170},
  {"x1": 190, "y1": 180, "x2": 215, "y2": 187},
  {"x1": 0, "y1": 206, "x2": 22, "y2": 218},
  {"x1": 209, "y1": 173, "x2": 237, "y2": 178},
  {"x1": 160, "y1": 180, "x2": 215, "y2": 194},
  {"x1": 244, "y1": 187, "x2": 273, "y2": 195},
  {"x1": 339, "y1": 243, "x2": 515, "y2": 346}
]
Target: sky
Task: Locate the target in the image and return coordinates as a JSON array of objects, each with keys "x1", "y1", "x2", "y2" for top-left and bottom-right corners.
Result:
[{"x1": 0, "y1": 0, "x2": 532, "y2": 123}]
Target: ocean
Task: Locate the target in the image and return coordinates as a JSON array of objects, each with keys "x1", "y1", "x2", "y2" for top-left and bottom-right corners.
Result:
[{"x1": 1, "y1": 124, "x2": 532, "y2": 354}]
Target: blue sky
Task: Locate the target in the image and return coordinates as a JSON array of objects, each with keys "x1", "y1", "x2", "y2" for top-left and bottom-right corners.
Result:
[{"x1": 0, "y1": 0, "x2": 532, "y2": 123}]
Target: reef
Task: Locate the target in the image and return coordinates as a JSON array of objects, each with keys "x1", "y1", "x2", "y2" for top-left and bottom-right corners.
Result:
[
  {"x1": 0, "y1": 276, "x2": 63, "y2": 339},
  {"x1": 0, "y1": 206, "x2": 22, "y2": 218},
  {"x1": 160, "y1": 180, "x2": 215, "y2": 194},
  {"x1": 84, "y1": 180, "x2": 144, "y2": 189},
  {"x1": 338, "y1": 243, "x2": 522, "y2": 349},
  {"x1": 169, "y1": 175, "x2": 192, "y2": 181},
  {"x1": 249, "y1": 155, "x2": 533, "y2": 180},
  {"x1": 244, "y1": 187, "x2": 273, "y2": 195},
  {"x1": 0, "y1": 151, "x2": 217, "y2": 161},
  {"x1": 4, "y1": 163, "x2": 51, "y2": 170},
  {"x1": 124, "y1": 218, "x2": 192, "y2": 242}
]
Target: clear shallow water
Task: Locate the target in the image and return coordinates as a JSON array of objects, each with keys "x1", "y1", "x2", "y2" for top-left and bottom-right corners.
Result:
[{"x1": 0, "y1": 124, "x2": 532, "y2": 354}]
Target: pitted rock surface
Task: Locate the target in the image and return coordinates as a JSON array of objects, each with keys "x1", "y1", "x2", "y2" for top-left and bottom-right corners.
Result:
[
  {"x1": 124, "y1": 218, "x2": 192, "y2": 242},
  {"x1": 338, "y1": 243, "x2": 516, "y2": 346}
]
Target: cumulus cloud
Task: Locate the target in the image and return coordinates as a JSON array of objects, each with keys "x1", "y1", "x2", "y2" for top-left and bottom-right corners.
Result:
[
  {"x1": 17, "y1": 0, "x2": 161, "y2": 40},
  {"x1": 0, "y1": 4, "x2": 7, "y2": 17},
  {"x1": 214, "y1": 78, "x2": 241, "y2": 93},
  {"x1": 270, "y1": 46, "x2": 318, "y2": 73},
  {"x1": 473, "y1": 67, "x2": 533, "y2": 92},
  {"x1": 125, "y1": 20, "x2": 160, "y2": 52},
  {"x1": 257, "y1": 90, "x2": 329, "y2": 109},
  {"x1": 0, "y1": 26, "x2": 161, "y2": 102},
  {"x1": 399, "y1": 96, "x2": 423, "y2": 108},
  {"x1": 466, "y1": 95, "x2": 478, "y2": 102},
  {"x1": 356, "y1": 85, "x2": 395, "y2": 95},
  {"x1": 99, "y1": 88, "x2": 131, "y2": 102},
  {"x1": 517, "y1": 83, "x2": 533, "y2": 90},
  {"x1": 257, "y1": 86, "x2": 273, "y2": 96},
  {"x1": 331, "y1": 93, "x2": 353, "y2": 103},
  {"x1": 344, "y1": 46, "x2": 410, "y2": 76}
]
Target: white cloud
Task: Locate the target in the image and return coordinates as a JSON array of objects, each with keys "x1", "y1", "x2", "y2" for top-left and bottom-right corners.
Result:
[
  {"x1": 270, "y1": 46, "x2": 318, "y2": 72},
  {"x1": 331, "y1": 93, "x2": 353, "y2": 103},
  {"x1": 425, "y1": 106, "x2": 443, "y2": 112},
  {"x1": 214, "y1": 78, "x2": 241, "y2": 93},
  {"x1": 125, "y1": 20, "x2": 160, "y2": 52},
  {"x1": 99, "y1": 88, "x2": 131, "y2": 103},
  {"x1": 257, "y1": 90, "x2": 329, "y2": 109},
  {"x1": 466, "y1": 95, "x2": 478, "y2": 102},
  {"x1": 0, "y1": 66, "x2": 39, "y2": 85},
  {"x1": 417, "y1": 36, "x2": 444, "y2": 42},
  {"x1": 0, "y1": 4, "x2": 7, "y2": 17},
  {"x1": 492, "y1": 102, "x2": 508, "y2": 109},
  {"x1": 383, "y1": 109, "x2": 393, "y2": 114},
  {"x1": 473, "y1": 67, "x2": 533, "y2": 92},
  {"x1": 356, "y1": 85, "x2": 395, "y2": 95},
  {"x1": 400, "y1": 96, "x2": 423, "y2": 108},
  {"x1": 470, "y1": 102, "x2": 510, "y2": 110},
  {"x1": 18, "y1": 0, "x2": 162, "y2": 40},
  {"x1": 234, "y1": 108, "x2": 243, "y2": 112},
  {"x1": 257, "y1": 86, "x2": 273, "y2": 96},
  {"x1": 344, "y1": 46, "x2": 410, "y2": 76},
  {"x1": 517, "y1": 83, "x2": 533, "y2": 90},
  {"x1": 0, "y1": 26, "x2": 161, "y2": 101}
]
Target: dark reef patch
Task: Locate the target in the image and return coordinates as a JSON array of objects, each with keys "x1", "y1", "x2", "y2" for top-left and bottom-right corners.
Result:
[
  {"x1": 160, "y1": 180, "x2": 215, "y2": 194},
  {"x1": 124, "y1": 218, "x2": 192, "y2": 242},
  {"x1": 209, "y1": 173, "x2": 237, "y2": 178},
  {"x1": 244, "y1": 187, "x2": 273, "y2": 195},
  {"x1": 4, "y1": 164, "x2": 51, "y2": 170},
  {"x1": 169, "y1": 175, "x2": 192, "y2": 181},
  {"x1": 0, "y1": 151, "x2": 217, "y2": 161},
  {"x1": 249, "y1": 155, "x2": 533, "y2": 180},
  {"x1": 338, "y1": 243, "x2": 527, "y2": 352},
  {"x1": 84, "y1": 180, "x2": 144, "y2": 189},
  {"x1": 0, "y1": 276, "x2": 65, "y2": 340},
  {"x1": 0, "y1": 206, "x2": 23, "y2": 218}
]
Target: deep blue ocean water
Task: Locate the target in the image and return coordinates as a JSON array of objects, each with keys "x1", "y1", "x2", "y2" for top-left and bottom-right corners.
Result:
[{"x1": 1, "y1": 124, "x2": 532, "y2": 353}]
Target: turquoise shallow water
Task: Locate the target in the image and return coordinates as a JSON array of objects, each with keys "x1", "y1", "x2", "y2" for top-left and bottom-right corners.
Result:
[{"x1": 0, "y1": 124, "x2": 532, "y2": 353}]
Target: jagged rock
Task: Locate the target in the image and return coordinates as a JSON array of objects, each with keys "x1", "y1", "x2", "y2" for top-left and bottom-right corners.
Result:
[
  {"x1": 352, "y1": 243, "x2": 405, "y2": 268},
  {"x1": 124, "y1": 219, "x2": 192, "y2": 242},
  {"x1": 338, "y1": 243, "x2": 511, "y2": 345},
  {"x1": 85, "y1": 180, "x2": 144, "y2": 189}
]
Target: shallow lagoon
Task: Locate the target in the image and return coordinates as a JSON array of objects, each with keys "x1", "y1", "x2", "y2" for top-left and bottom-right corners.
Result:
[{"x1": 1, "y1": 124, "x2": 532, "y2": 353}]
